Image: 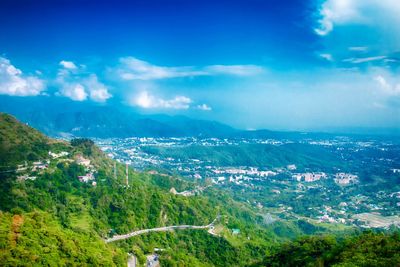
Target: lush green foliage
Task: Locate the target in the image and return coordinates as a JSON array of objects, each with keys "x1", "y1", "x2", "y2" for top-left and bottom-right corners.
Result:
[
  {"x1": 0, "y1": 211, "x2": 125, "y2": 266},
  {"x1": 0, "y1": 113, "x2": 50, "y2": 165},
  {"x1": 252, "y1": 231, "x2": 400, "y2": 267},
  {"x1": 71, "y1": 138, "x2": 95, "y2": 156}
]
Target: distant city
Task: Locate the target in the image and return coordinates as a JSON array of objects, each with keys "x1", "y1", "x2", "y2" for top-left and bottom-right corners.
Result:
[{"x1": 96, "y1": 136, "x2": 400, "y2": 229}]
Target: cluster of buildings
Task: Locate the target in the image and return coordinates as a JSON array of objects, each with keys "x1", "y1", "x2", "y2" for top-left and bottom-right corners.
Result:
[
  {"x1": 17, "y1": 150, "x2": 72, "y2": 181},
  {"x1": 75, "y1": 154, "x2": 97, "y2": 186},
  {"x1": 292, "y1": 172, "x2": 327, "y2": 182},
  {"x1": 334, "y1": 173, "x2": 359, "y2": 185},
  {"x1": 213, "y1": 167, "x2": 277, "y2": 178},
  {"x1": 207, "y1": 167, "x2": 281, "y2": 186},
  {"x1": 17, "y1": 160, "x2": 49, "y2": 181},
  {"x1": 291, "y1": 172, "x2": 359, "y2": 185},
  {"x1": 15, "y1": 149, "x2": 98, "y2": 186}
]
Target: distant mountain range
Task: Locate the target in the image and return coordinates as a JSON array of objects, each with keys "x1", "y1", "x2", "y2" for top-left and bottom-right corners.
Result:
[
  {"x1": 0, "y1": 96, "x2": 238, "y2": 138},
  {"x1": 1, "y1": 96, "x2": 398, "y2": 139}
]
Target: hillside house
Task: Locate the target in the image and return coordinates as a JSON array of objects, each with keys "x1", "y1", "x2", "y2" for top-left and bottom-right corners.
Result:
[{"x1": 78, "y1": 172, "x2": 94, "y2": 183}]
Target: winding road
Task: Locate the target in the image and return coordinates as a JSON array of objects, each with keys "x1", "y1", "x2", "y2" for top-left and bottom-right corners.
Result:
[{"x1": 106, "y1": 216, "x2": 219, "y2": 243}]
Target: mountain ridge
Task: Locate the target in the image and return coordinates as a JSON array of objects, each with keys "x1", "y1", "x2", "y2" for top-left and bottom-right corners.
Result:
[{"x1": 1, "y1": 96, "x2": 398, "y2": 139}]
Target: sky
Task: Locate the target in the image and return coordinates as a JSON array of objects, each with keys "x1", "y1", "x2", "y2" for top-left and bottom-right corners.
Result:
[{"x1": 0, "y1": 0, "x2": 399, "y2": 131}]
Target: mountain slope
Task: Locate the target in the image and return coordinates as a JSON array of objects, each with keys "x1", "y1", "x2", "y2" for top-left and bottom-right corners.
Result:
[
  {"x1": 251, "y1": 231, "x2": 400, "y2": 267},
  {"x1": 0, "y1": 211, "x2": 125, "y2": 266},
  {"x1": 0, "y1": 113, "x2": 51, "y2": 166},
  {"x1": 0, "y1": 96, "x2": 236, "y2": 138}
]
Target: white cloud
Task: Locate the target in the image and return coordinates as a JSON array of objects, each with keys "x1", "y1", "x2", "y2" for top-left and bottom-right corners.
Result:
[
  {"x1": 117, "y1": 57, "x2": 205, "y2": 80},
  {"x1": 114, "y1": 57, "x2": 264, "y2": 81},
  {"x1": 348, "y1": 46, "x2": 368, "y2": 52},
  {"x1": 374, "y1": 75, "x2": 400, "y2": 96},
  {"x1": 134, "y1": 91, "x2": 192, "y2": 109},
  {"x1": 315, "y1": 0, "x2": 400, "y2": 36},
  {"x1": 196, "y1": 104, "x2": 212, "y2": 111},
  {"x1": 59, "y1": 60, "x2": 77, "y2": 70},
  {"x1": 315, "y1": 0, "x2": 361, "y2": 36},
  {"x1": 0, "y1": 57, "x2": 45, "y2": 96},
  {"x1": 343, "y1": 56, "x2": 386, "y2": 64},
  {"x1": 85, "y1": 74, "x2": 112, "y2": 102},
  {"x1": 319, "y1": 53, "x2": 334, "y2": 61},
  {"x1": 59, "y1": 83, "x2": 87, "y2": 101},
  {"x1": 56, "y1": 63, "x2": 111, "y2": 102},
  {"x1": 204, "y1": 65, "x2": 264, "y2": 76},
  {"x1": 314, "y1": 1, "x2": 400, "y2": 70}
]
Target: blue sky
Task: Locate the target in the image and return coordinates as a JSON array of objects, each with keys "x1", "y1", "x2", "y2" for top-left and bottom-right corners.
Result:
[{"x1": 0, "y1": 0, "x2": 399, "y2": 131}]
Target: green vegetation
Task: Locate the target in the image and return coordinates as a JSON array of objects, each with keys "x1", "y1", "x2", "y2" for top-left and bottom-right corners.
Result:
[
  {"x1": 0, "y1": 211, "x2": 125, "y2": 266},
  {"x1": 142, "y1": 143, "x2": 347, "y2": 171},
  {"x1": 252, "y1": 231, "x2": 400, "y2": 266},
  {"x1": 0, "y1": 113, "x2": 50, "y2": 165}
]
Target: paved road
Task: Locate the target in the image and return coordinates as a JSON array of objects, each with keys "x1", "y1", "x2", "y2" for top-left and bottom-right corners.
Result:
[
  {"x1": 106, "y1": 216, "x2": 219, "y2": 243},
  {"x1": 127, "y1": 255, "x2": 137, "y2": 267}
]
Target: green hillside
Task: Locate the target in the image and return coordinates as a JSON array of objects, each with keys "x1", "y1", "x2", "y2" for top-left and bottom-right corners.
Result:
[
  {"x1": 142, "y1": 143, "x2": 347, "y2": 171},
  {"x1": 0, "y1": 113, "x2": 50, "y2": 166},
  {"x1": 251, "y1": 231, "x2": 400, "y2": 267},
  {"x1": 0, "y1": 211, "x2": 125, "y2": 266}
]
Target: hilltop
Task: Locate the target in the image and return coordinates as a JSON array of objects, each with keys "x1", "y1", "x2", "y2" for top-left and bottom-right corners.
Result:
[{"x1": 0, "y1": 113, "x2": 50, "y2": 166}]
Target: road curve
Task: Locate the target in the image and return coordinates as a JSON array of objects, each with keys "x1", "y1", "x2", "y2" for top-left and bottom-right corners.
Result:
[{"x1": 106, "y1": 217, "x2": 219, "y2": 243}]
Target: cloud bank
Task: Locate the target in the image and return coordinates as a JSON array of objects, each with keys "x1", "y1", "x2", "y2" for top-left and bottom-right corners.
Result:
[
  {"x1": 114, "y1": 57, "x2": 265, "y2": 81},
  {"x1": 315, "y1": 0, "x2": 400, "y2": 71},
  {"x1": 0, "y1": 57, "x2": 45, "y2": 96},
  {"x1": 57, "y1": 60, "x2": 112, "y2": 102},
  {"x1": 315, "y1": 0, "x2": 400, "y2": 36},
  {"x1": 133, "y1": 91, "x2": 192, "y2": 110}
]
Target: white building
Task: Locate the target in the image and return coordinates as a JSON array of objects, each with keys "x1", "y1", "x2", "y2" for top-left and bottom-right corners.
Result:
[
  {"x1": 78, "y1": 172, "x2": 94, "y2": 183},
  {"x1": 49, "y1": 151, "x2": 69, "y2": 159},
  {"x1": 287, "y1": 164, "x2": 297, "y2": 171}
]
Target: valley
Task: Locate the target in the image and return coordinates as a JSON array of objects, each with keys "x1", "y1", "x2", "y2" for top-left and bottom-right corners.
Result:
[{"x1": 97, "y1": 136, "x2": 400, "y2": 229}]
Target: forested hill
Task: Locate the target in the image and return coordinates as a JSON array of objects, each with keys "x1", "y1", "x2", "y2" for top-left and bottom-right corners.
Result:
[
  {"x1": 0, "y1": 113, "x2": 399, "y2": 266},
  {"x1": 0, "y1": 113, "x2": 50, "y2": 166}
]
